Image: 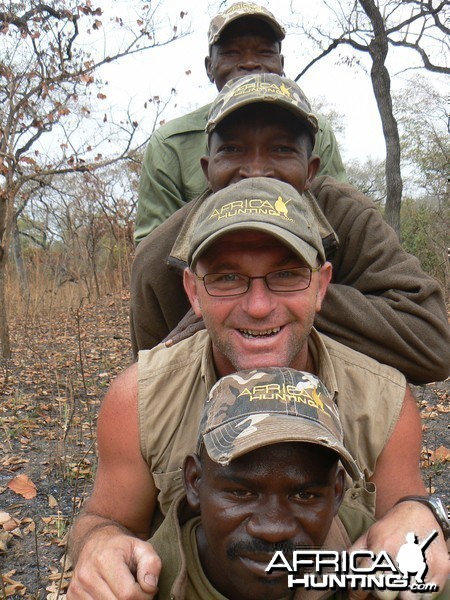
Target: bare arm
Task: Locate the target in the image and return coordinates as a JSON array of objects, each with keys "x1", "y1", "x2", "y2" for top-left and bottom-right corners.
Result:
[
  {"x1": 369, "y1": 386, "x2": 425, "y2": 517},
  {"x1": 67, "y1": 364, "x2": 161, "y2": 599}
]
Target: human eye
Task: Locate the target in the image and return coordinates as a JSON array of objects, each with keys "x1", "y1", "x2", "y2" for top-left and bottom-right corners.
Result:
[
  {"x1": 292, "y1": 490, "x2": 316, "y2": 502},
  {"x1": 273, "y1": 269, "x2": 298, "y2": 279},
  {"x1": 268, "y1": 268, "x2": 310, "y2": 291},
  {"x1": 214, "y1": 273, "x2": 239, "y2": 283},
  {"x1": 258, "y1": 43, "x2": 278, "y2": 55},
  {"x1": 228, "y1": 488, "x2": 255, "y2": 499},
  {"x1": 206, "y1": 272, "x2": 244, "y2": 292},
  {"x1": 217, "y1": 143, "x2": 242, "y2": 154},
  {"x1": 272, "y1": 144, "x2": 298, "y2": 154}
]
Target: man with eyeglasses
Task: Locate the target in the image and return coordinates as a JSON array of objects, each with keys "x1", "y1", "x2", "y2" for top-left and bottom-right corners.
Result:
[
  {"x1": 67, "y1": 178, "x2": 449, "y2": 598},
  {"x1": 130, "y1": 73, "x2": 450, "y2": 386}
]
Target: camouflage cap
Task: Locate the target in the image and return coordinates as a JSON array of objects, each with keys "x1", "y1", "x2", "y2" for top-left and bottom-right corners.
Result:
[
  {"x1": 206, "y1": 73, "x2": 318, "y2": 141},
  {"x1": 208, "y1": 2, "x2": 285, "y2": 51},
  {"x1": 188, "y1": 177, "x2": 326, "y2": 269},
  {"x1": 198, "y1": 367, "x2": 362, "y2": 482}
]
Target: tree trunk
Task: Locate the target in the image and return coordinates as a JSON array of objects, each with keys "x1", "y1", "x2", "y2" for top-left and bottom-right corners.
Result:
[
  {"x1": 12, "y1": 217, "x2": 29, "y2": 303},
  {"x1": 0, "y1": 184, "x2": 15, "y2": 359},
  {"x1": 359, "y1": 0, "x2": 403, "y2": 238},
  {"x1": 0, "y1": 256, "x2": 11, "y2": 359}
]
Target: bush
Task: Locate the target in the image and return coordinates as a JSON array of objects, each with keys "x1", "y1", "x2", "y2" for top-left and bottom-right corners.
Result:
[{"x1": 400, "y1": 199, "x2": 449, "y2": 297}]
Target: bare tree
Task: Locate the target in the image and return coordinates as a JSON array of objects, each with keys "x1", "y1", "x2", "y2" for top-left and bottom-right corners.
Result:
[
  {"x1": 292, "y1": 0, "x2": 449, "y2": 236},
  {"x1": 0, "y1": 1, "x2": 187, "y2": 357}
]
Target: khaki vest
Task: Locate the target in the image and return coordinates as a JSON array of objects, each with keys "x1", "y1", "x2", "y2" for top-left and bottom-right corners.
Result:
[{"x1": 138, "y1": 329, "x2": 405, "y2": 516}]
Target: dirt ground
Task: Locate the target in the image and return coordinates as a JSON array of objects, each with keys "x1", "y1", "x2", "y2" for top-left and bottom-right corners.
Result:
[{"x1": 0, "y1": 292, "x2": 449, "y2": 599}]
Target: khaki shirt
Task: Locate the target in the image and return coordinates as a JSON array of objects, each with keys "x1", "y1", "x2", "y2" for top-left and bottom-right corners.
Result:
[{"x1": 138, "y1": 329, "x2": 405, "y2": 516}]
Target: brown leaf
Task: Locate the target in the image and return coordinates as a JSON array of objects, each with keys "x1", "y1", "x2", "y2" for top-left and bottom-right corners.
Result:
[
  {"x1": 431, "y1": 445, "x2": 450, "y2": 462},
  {"x1": 7, "y1": 474, "x2": 37, "y2": 499},
  {"x1": 0, "y1": 511, "x2": 11, "y2": 525},
  {"x1": 0, "y1": 529, "x2": 12, "y2": 552},
  {"x1": 48, "y1": 494, "x2": 58, "y2": 508}
]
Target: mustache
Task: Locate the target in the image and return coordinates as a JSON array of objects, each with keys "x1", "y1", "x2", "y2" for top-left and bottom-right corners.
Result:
[{"x1": 227, "y1": 538, "x2": 296, "y2": 559}]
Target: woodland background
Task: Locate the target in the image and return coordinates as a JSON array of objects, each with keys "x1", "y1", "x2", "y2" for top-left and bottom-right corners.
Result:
[{"x1": 0, "y1": 1, "x2": 449, "y2": 597}]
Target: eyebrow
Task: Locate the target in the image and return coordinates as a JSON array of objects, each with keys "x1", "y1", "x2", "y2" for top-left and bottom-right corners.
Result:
[
  {"x1": 211, "y1": 470, "x2": 331, "y2": 490},
  {"x1": 202, "y1": 254, "x2": 304, "y2": 273}
]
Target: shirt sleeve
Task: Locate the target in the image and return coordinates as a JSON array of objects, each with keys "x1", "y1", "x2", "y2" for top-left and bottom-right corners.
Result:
[
  {"x1": 315, "y1": 188, "x2": 450, "y2": 384},
  {"x1": 314, "y1": 116, "x2": 348, "y2": 183},
  {"x1": 134, "y1": 130, "x2": 187, "y2": 243}
]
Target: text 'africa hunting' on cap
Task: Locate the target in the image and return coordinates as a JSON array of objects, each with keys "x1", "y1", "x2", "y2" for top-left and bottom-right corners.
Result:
[
  {"x1": 197, "y1": 367, "x2": 362, "y2": 482},
  {"x1": 188, "y1": 177, "x2": 326, "y2": 269},
  {"x1": 206, "y1": 73, "x2": 318, "y2": 140}
]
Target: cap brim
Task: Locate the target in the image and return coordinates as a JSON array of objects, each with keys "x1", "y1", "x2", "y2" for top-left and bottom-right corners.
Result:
[
  {"x1": 190, "y1": 221, "x2": 319, "y2": 269},
  {"x1": 207, "y1": 95, "x2": 317, "y2": 138},
  {"x1": 203, "y1": 414, "x2": 362, "y2": 482},
  {"x1": 210, "y1": 14, "x2": 285, "y2": 48}
]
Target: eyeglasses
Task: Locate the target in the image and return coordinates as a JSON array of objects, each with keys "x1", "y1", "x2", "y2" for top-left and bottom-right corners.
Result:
[{"x1": 194, "y1": 267, "x2": 321, "y2": 297}]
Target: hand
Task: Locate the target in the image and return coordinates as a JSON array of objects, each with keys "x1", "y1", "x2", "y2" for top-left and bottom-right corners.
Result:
[
  {"x1": 348, "y1": 501, "x2": 449, "y2": 599},
  {"x1": 67, "y1": 527, "x2": 162, "y2": 599},
  {"x1": 163, "y1": 307, "x2": 205, "y2": 347}
]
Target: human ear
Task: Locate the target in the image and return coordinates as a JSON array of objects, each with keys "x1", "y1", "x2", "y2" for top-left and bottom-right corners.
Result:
[
  {"x1": 304, "y1": 155, "x2": 320, "y2": 190},
  {"x1": 183, "y1": 268, "x2": 202, "y2": 317},
  {"x1": 204, "y1": 55, "x2": 214, "y2": 83},
  {"x1": 333, "y1": 467, "x2": 346, "y2": 514},
  {"x1": 315, "y1": 261, "x2": 332, "y2": 311},
  {"x1": 200, "y1": 155, "x2": 210, "y2": 181},
  {"x1": 183, "y1": 454, "x2": 202, "y2": 510}
]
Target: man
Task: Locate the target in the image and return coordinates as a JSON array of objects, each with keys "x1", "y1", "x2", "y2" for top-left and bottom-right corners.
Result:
[
  {"x1": 130, "y1": 72, "x2": 450, "y2": 385},
  {"x1": 151, "y1": 367, "x2": 374, "y2": 599},
  {"x1": 135, "y1": 2, "x2": 347, "y2": 241},
  {"x1": 67, "y1": 179, "x2": 449, "y2": 598}
]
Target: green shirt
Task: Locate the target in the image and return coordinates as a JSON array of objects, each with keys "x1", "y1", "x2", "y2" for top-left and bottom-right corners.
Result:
[{"x1": 135, "y1": 103, "x2": 347, "y2": 242}]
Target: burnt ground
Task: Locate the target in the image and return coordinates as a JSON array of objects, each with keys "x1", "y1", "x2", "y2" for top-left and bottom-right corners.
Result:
[{"x1": 0, "y1": 292, "x2": 449, "y2": 599}]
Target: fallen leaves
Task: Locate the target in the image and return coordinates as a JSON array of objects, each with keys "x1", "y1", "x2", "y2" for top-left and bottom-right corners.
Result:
[
  {"x1": 429, "y1": 445, "x2": 450, "y2": 463},
  {"x1": 7, "y1": 474, "x2": 37, "y2": 499},
  {"x1": 1, "y1": 571, "x2": 27, "y2": 597}
]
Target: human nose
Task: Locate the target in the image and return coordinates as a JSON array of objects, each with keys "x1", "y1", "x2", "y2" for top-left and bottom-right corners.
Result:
[
  {"x1": 241, "y1": 277, "x2": 276, "y2": 318},
  {"x1": 246, "y1": 497, "x2": 297, "y2": 543},
  {"x1": 237, "y1": 51, "x2": 262, "y2": 74},
  {"x1": 238, "y1": 152, "x2": 274, "y2": 179}
]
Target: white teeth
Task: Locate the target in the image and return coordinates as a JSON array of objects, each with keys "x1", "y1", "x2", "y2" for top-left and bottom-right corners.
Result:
[{"x1": 239, "y1": 327, "x2": 281, "y2": 338}]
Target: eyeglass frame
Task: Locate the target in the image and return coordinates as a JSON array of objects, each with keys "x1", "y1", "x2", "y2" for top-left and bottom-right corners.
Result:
[{"x1": 192, "y1": 266, "x2": 322, "y2": 297}]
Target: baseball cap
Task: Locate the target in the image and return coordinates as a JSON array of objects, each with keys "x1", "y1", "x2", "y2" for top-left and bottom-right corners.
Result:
[
  {"x1": 188, "y1": 177, "x2": 326, "y2": 269},
  {"x1": 197, "y1": 367, "x2": 362, "y2": 482},
  {"x1": 208, "y1": 2, "x2": 285, "y2": 51},
  {"x1": 206, "y1": 73, "x2": 319, "y2": 141}
]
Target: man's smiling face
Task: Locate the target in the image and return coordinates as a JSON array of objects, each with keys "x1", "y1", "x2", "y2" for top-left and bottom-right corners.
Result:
[
  {"x1": 184, "y1": 229, "x2": 331, "y2": 377},
  {"x1": 184, "y1": 442, "x2": 344, "y2": 600}
]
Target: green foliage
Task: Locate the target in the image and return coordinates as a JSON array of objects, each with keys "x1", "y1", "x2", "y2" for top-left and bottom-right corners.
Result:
[
  {"x1": 394, "y1": 77, "x2": 448, "y2": 207},
  {"x1": 401, "y1": 198, "x2": 449, "y2": 293},
  {"x1": 346, "y1": 157, "x2": 387, "y2": 205}
]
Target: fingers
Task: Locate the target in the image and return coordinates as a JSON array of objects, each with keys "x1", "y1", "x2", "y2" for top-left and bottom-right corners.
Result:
[
  {"x1": 68, "y1": 536, "x2": 161, "y2": 599},
  {"x1": 135, "y1": 543, "x2": 162, "y2": 595},
  {"x1": 164, "y1": 316, "x2": 205, "y2": 347},
  {"x1": 347, "y1": 505, "x2": 449, "y2": 600}
]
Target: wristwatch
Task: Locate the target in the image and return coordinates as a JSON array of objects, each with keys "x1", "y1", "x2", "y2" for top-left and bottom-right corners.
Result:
[{"x1": 395, "y1": 495, "x2": 450, "y2": 540}]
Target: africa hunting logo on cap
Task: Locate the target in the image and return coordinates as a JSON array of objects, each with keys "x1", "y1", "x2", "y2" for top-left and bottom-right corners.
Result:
[
  {"x1": 209, "y1": 192, "x2": 293, "y2": 222},
  {"x1": 207, "y1": 2, "x2": 285, "y2": 50},
  {"x1": 197, "y1": 367, "x2": 362, "y2": 482},
  {"x1": 206, "y1": 73, "x2": 318, "y2": 139},
  {"x1": 188, "y1": 177, "x2": 326, "y2": 268}
]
